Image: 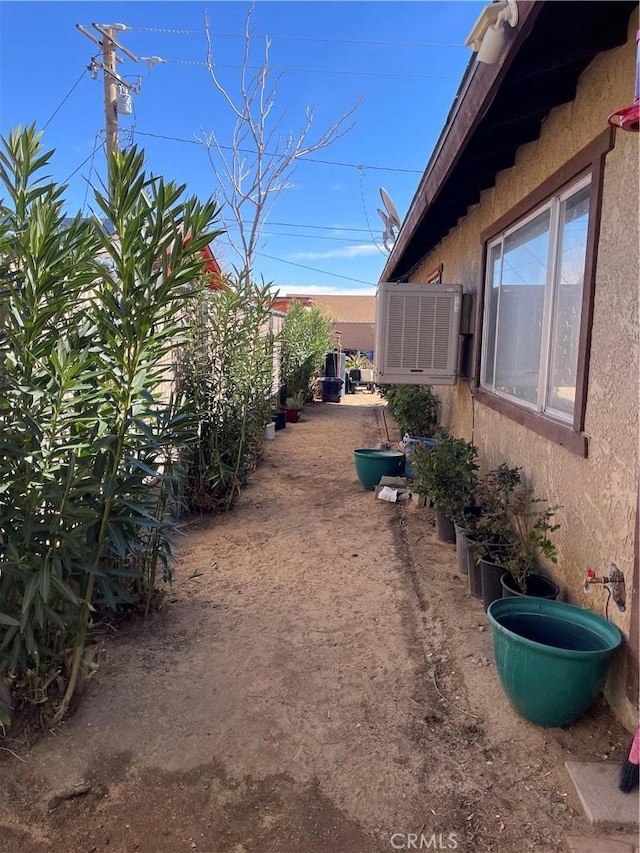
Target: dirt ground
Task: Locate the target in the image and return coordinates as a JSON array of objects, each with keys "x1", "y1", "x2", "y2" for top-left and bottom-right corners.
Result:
[{"x1": 0, "y1": 394, "x2": 634, "y2": 853}]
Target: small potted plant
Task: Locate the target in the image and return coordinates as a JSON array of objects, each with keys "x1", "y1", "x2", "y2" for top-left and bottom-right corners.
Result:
[
  {"x1": 410, "y1": 430, "x2": 478, "y2": 542},
  {"x1": 498, "y1": 491, "x2": 561, "y2": 600},
  {"x1": 284, "y1": 391, "x2": 305, "y2": 423},
  {"x1": 473, "y1": 474, "x2": 560, "y2": 609},
  {"x1": 381, "y1": 385, "x2": 440, "y2": 477},
  {"x1": 387, "y1": 385, "x2": 439, "y2": 438},
  {"x1": 463, "y1": 464, "x2": 522, "y2": 598}
]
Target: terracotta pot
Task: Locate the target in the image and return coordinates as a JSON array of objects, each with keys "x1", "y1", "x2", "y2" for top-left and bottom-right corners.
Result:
[{"x1": 285, "y1": 408, "x2": 301, "y2": 423}]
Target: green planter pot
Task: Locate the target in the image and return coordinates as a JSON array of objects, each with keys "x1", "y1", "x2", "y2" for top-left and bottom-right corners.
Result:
[
  {"x1": 353, "y1": 448, "x2": 405, "y2": 491},
  {"x1": 487, "y1": 597, "x2": 622, "y2": 728}
]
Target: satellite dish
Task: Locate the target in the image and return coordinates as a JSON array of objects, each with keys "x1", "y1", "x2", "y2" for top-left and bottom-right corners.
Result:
[
  {"x1": 379, "y1": 187, "x2": 401, "y2": 229},
  {"x1": 378, "y1": 189, "x2": 401, "y2": 252}
]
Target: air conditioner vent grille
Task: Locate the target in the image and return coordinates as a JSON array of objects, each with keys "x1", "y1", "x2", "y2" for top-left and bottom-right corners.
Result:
[{"x1": 375, "y1": 282, "x2": 462, "y2": 386}]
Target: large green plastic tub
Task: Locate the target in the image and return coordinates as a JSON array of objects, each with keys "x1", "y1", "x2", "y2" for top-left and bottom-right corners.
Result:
[
  {"x1": 487, "y1": 597, "x2": 622, "y2": 728},
  {"x1": 353, "y1": 448, "x2": 404, "y2": 490}
]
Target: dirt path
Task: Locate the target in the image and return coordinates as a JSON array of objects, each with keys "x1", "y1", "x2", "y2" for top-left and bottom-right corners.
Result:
[{"x1": 0, "y1": 395, "x2": 632, "y2": 853}]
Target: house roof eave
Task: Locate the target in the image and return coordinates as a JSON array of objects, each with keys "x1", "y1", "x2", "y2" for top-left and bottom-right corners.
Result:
[{"x1": 381, "y1": 0, "x2": 637, "y2": 283}]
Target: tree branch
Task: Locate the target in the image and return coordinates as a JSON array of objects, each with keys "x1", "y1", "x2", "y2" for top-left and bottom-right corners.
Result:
[{"x1": 200, "y1": 1, "x2": 361, "y2": 270}]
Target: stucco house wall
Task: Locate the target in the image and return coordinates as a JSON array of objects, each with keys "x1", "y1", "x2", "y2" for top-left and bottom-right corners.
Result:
[{"x1": 409, "y1": 15, "x2": 639, "y2": 728}]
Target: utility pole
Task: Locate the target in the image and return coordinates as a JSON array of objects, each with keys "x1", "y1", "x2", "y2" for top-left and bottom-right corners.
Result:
[
  {"x1": 101, "y1": 27, "x2": 118, "y2": 165},
  {"x1": 76, "y1": 22, "x2": 151, "y2": 192}
]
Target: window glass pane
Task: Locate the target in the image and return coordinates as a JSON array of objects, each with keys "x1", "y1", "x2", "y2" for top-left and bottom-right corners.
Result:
[
  {"x1": 547, "y1": 184, "x2": 590, "y2": 416},
  {"x1": 483, "y1": 243, "x2": 502, "y2": 386},
  {"x1": 493, "y1": 210, "x2": 550, "y2": 404}
]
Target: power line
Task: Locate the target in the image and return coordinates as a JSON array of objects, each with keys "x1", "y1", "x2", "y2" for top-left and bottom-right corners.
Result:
[
  {"x1": 133, "y1": 25, "x2": 464, "y2": 49},
  {"x1": 221, "y1": 225, "x2": 377, "y2": 243},
  {"x1": 250, "y1": 220, "x2": 373, "y2": 234},
  {"x1": 64, "y1": 138, "x2": 105, "y2": 183},
  {"x1": 81, "y1": 132, "x2": 103, "y2": 213},
  {"x1": 163, "y1": 56, "x2": 460, "y2": 81},
  {"x1": 357, "y1": 166, "x2": 387, "y2": 257},
  {"x1": 246, "y1": 230, "x2": 373, "y2": 244},
  {"x1": 131, "y1": 129, "x2": 422, "y2": 174},
  {"x1": 255, "y1": 252, "x2": 377, "y2": 286},
  {"x1": 42, "y1": 67, "x2": 90, "y2": 131}
]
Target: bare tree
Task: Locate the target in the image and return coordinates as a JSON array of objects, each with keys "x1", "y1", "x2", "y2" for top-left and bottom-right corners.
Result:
[{"x1": 201, "y1": 3, "x2": 361, "y2": 272}]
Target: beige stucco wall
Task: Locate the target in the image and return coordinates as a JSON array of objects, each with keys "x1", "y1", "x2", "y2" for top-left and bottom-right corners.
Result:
[{"x1": 409, "y1": 13, "x2": 639, "y2": 728}]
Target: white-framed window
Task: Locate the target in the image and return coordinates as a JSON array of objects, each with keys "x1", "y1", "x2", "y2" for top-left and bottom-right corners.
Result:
[{"x1": 481, "y1": 174, "x2": 591, "y2": 423}]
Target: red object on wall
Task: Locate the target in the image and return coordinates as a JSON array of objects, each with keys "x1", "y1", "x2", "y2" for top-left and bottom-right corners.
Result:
[{"x1": 608, "y1": 29, "x2": 640, "y2": 132}]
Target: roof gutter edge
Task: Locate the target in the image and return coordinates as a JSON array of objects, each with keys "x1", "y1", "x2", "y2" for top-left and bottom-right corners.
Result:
[{"x1": 380, "y1": 0, "x2": 545, "y2": 283}]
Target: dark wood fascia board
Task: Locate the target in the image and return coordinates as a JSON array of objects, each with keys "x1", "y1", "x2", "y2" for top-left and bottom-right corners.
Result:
[
  {"x1": 380, "y1": 1, "x2": 544, "y2": 282},
  {"x1": 474, "y1": 387, "x2": 589, "y2": 457}
]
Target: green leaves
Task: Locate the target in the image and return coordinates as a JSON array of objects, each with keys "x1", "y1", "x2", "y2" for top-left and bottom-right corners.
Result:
[
  {"x1": 410, "y1": 432, "x2": 479, "y2": 524},
  {"x1": 0, "y1": 130, "x2": 223, "y2": 723},
  {"x1": 384, "y1": 385, "x2": 439, "y2": 438},
  {"x1": 281, "y1": 300, "x2": 333, "y2": 399},
  {"x1": 176, "y1": 269, "x2": 276, "y2": 513}
]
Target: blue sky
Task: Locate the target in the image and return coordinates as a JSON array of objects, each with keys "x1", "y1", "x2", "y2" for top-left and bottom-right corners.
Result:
[{"x1": 0, "y1": 1, "x2": 484, "y2": 294}]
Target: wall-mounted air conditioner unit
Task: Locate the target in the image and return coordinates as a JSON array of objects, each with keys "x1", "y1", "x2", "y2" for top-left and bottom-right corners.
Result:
[{"x1": 375, "y1": 282, "x2": 462, "y2": 386}]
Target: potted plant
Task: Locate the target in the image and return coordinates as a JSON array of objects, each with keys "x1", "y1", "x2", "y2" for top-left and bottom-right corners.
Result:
[
  {"x1": 473, "y1": 476, "x2": 561, "y2": 610},
  {"x1": 410, "y1": 431, "x2": 478, "y2": 543},
  {"x1": 463, "y1": 464, "x2": 522, "y2": 599},
  {"x1": 498, "y1": 492, "x2": 561, "y2": 600},
  {"x1": 380, "y1": 385, "x2": 440, "y2": 477},
  {"x1": 386, "y1": 384, "x2": 439, "y2": 438},
  {"x1": 284, "y1": 391, "x2": 304, "y2": 423}
]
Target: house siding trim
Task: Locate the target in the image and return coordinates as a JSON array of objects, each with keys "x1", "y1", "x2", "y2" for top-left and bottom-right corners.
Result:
[{"x1": 472, "y1": 127, "x2": 616, "y2": 457}]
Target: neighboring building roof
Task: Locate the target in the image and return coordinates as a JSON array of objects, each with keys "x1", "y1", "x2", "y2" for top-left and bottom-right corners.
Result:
[
  {"x1": 271, "y1": 295, "x2": 314, "y2": 314},
  {"x1": 381, "y1": 0, "x2": 637, "y2": 282},
  {"x1": 283, "y1": 294, "x2": 376, "y2": 323},
  {"x1": 333, "y1": 321, "x2": 375, "y2": 353}
]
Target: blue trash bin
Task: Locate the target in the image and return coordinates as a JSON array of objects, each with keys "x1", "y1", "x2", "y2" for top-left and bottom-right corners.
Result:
[{"x1": 403, "y1": 435, "x2": 438, "y2": 478}]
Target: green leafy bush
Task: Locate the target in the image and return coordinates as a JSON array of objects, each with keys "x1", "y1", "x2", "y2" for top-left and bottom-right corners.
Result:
[
  {"x1": 0, "y1": 127, "x2": 220, "y2": 723},
  {"x1": 280, "y1": 300, "x2": 333, "y2": 400},
  {"x1": 379, "y1": 385, "x2": 439, "y2": 437},
  {"x1": 410, "y1": 431, "x2": 478, "y2": 523},
  {"x1": 175, "y1": 271, "x2": 276, "y2": 513},
  {"x1": 466, "y1": 464, "x2": 560, "y2": 591}
]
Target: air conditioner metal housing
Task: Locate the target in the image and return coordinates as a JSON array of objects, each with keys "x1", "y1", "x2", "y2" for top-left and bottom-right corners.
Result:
[{"x1": 375, "y1": 282, "x2": 463, "y2": 386}]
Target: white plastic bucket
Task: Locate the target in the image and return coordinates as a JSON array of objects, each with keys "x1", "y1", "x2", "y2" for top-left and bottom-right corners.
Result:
[{"x1": 265, "y1": 422, "x2": 276, "y2": 440}]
